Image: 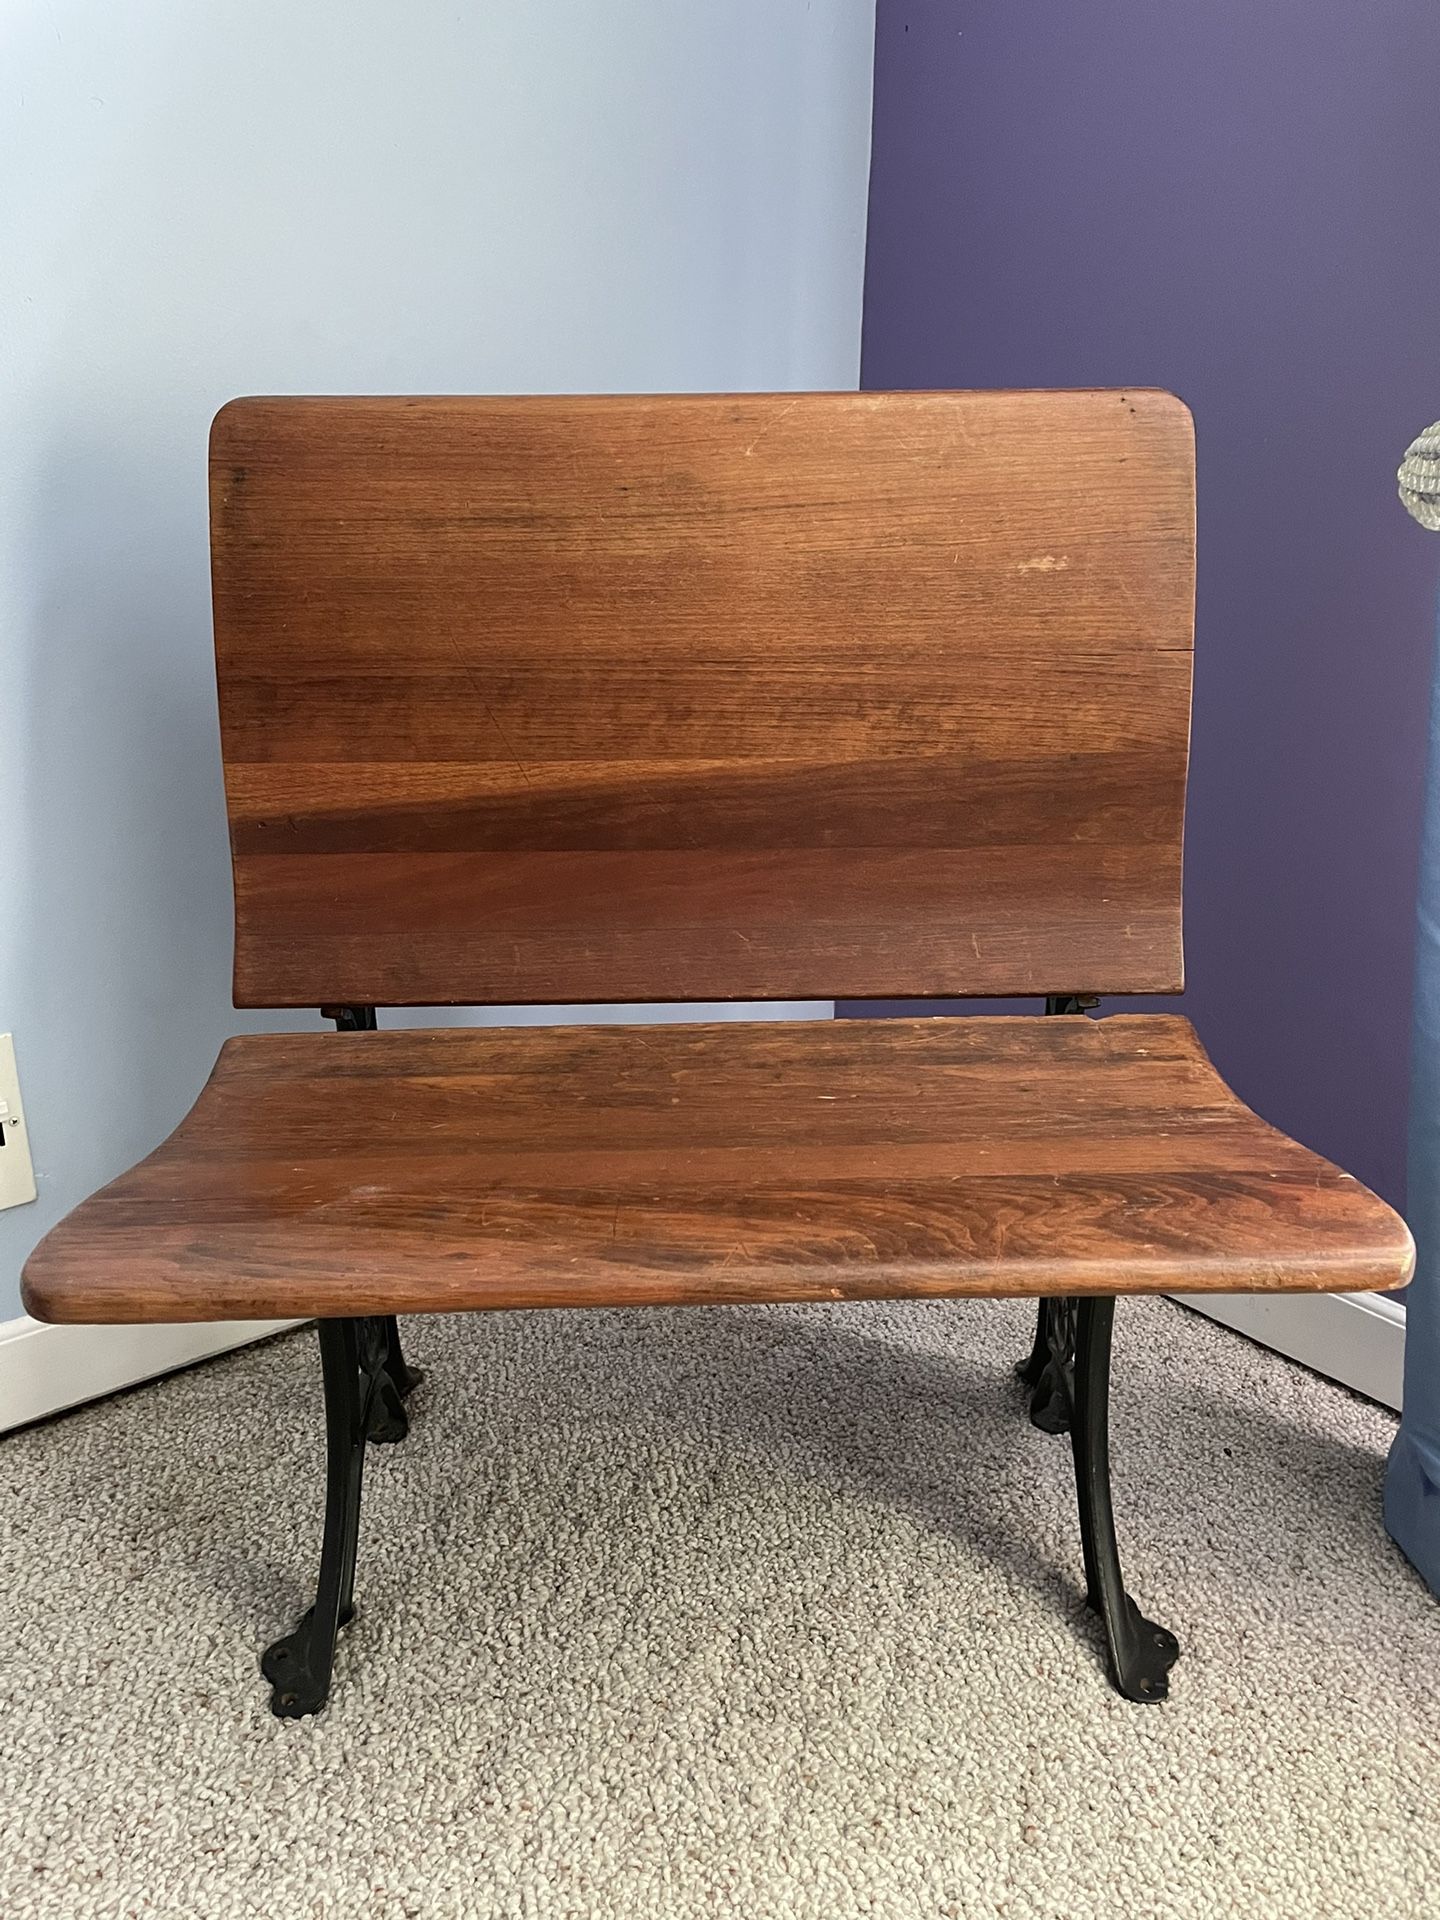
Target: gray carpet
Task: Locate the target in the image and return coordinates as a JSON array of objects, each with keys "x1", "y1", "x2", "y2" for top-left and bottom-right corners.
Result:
[{"x1": 1, "y1": 1296, "x2": 1434, "y2": 1919}]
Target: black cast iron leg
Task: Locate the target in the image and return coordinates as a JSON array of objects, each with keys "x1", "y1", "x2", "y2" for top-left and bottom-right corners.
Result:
[
  {"x1": 381, "y1": 1316, "x2": 423, "y2": 1398},
  {"x1": 1070, "y1": 1298, "x2": 1180, "y2": 1702},
  {"x1": 320, "y1": 1009, "x2": 428, "y2": 1447},
  {"x1": 1018, "y1": 1300, "x2": 1049, "y2": 1386},
  {"x1": 365, "y1": 1315, "x2": 425, "y2": 1444},
  {"x1": 262, "y1": 1319, "x2": 368, "y2": 1718},
  {"x1": 1016, "y1": 1298, "x2": 1076, "y2": 1434},
  {"x1": 1016, "y1": 996, "x2": 1098, "y2": 1435}
]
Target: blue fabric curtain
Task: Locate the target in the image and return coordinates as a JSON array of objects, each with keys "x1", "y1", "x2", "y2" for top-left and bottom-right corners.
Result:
[{"x1": 1387, "y1": 602, "x2": 1440, "y2": 1593}]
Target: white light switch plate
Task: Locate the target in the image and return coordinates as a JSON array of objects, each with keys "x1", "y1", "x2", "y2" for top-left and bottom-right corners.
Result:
[{"x1": 0, "y1": 1034, "x2": 37, "y2": 1210}]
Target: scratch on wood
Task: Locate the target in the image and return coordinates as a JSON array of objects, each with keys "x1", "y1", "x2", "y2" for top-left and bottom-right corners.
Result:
[
  {"x1": 441, "y1": 631, "x2": 535, "y2": 790},
  {"x1": 743, "y1": 398, "x2": 802, "y2": 458}
]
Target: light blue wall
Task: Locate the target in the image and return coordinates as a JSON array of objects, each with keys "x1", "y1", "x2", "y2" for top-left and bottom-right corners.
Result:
[{"x1": 0, "y1": 2, "x2": 877, "y2": 1320}]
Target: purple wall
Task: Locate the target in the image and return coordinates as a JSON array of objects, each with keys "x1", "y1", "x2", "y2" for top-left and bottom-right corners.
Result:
[{"x1": 849, "y1": 0, "x2": 1440, "y2": 1208}]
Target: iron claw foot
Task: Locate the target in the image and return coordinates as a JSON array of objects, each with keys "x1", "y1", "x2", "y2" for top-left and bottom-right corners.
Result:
[
  {"x1": 262, "y1": 1603, "x2": 354, "y2": 1718},
  {"x1": 1094, "y1": 1592, "x2": 1180, "y2": 1702}
]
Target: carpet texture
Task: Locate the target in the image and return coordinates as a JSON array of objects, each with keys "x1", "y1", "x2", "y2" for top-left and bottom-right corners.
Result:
[{"x1": 1, "y1": 1296, "x2": 1434, "y2": 1919}]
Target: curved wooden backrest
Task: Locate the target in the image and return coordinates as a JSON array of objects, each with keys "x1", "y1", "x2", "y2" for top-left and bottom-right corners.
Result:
[{"x1": 210, "y1": 390, "x2": 1194, "y2": 1008}]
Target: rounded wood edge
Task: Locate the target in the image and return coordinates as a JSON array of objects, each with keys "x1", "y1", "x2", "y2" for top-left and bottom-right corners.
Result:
[
  {"x1": 18, "y1": 1041, "x2": 244, "y2": 1325},
  {"x1": 17, "y1": 1248, "x2": 1415, "y2": 1328}
]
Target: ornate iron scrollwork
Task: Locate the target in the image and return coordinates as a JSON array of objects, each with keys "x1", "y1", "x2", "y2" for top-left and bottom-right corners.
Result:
[{"x1": 1016, "y1": 1297, "x2": 1078, "y2": 1432}]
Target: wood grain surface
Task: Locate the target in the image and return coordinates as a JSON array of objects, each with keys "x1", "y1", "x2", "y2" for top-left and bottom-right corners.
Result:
[
  {"x1": 21, "y1": 1016, "x2": 1411, "y2": 1324},
  {"x1": 210, "y1": 390, "x2": 1195, "y2": 1008}
]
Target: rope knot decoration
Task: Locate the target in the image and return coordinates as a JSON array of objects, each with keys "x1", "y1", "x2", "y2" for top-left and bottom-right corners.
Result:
[{"x1": 1400, "y1": 422, "x2": 1440, "y2": 530}]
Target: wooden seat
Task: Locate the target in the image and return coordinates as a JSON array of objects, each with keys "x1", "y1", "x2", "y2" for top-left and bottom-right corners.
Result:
[
  {"x1": 19, "y1": 389, "x2": 1413, "y2": 1716},
  {"x1": 21, "y1": 1015, "x2": 1410, "y2": 1324}
]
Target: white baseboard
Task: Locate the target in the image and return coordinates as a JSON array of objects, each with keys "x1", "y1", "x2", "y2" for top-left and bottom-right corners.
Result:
[
  {"x1": 0, "y1": 1315, "x2": 301, "y2": 1434},
  {"x1": 1170, "y1": 1290, "x2": 1406, "y2": 1412}
]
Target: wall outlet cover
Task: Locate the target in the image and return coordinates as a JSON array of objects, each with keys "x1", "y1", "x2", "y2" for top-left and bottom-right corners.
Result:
[{"x1": 0, "y1": 1034, "x2": 38, "y2": 1210}]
